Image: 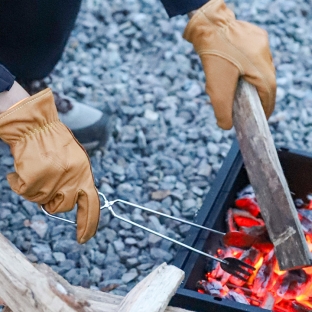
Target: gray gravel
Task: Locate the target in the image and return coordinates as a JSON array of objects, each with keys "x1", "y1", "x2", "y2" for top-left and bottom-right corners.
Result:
[{"x1": 0, "y1": 0, "x2": 312, "y2": 301}]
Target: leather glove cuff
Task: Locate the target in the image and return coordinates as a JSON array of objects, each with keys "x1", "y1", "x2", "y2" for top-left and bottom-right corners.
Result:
[
  {"x1": 183, "y1": 0, "x2": 235, "y2": 43},
  {"x1": 0, "y1": 88, "x2": 59, "y2": 144}
]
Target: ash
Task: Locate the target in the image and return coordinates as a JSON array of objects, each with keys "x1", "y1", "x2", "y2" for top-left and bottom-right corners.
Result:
[{"x1": 0, "y1": 0, "x2": 312, "y2": 298}]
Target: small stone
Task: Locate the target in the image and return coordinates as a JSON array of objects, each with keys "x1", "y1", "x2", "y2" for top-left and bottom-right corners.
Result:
[
  {"x1": 150, "y1": 248, "x2": 173, "y2": 262},
  {"x1": 53, "y1": 252, "x2": 66, "y2": 263},
  {"x1": 26, "y1": 254, "x2": 38, "y2": 262},
  {"x1": 126, "y1": 258, "x2": 139, "y2": 267},
  {"x1": 124, "y1": 237, "x2": 137, "y2": 245},
  {"x1": 113, "y1": 240, "x2": 125, "y2": 252},
  {"x1": 1, "y1": 156, "x2": 14, "y2": 166},
  {"x1": 137, "y1": 238, "x2": 148, "y2": 249},
  {"x1": 137, "y1": 263, "x2": 154, "y2": 271},
  {"x1": 90, "y1": 267, "x2": 103, "y2": 284},
  {"x1": 276, "y1": 87, "x2": 286, "y2": 102},
  {"x1": 148, "y1": 233, "x2": 162, "y2": 245},
  {"x1": 151, "y1": 190, "x2": 171, "y2": 200},
  {"x1": 100, "y1": 183, "x2": 114, "y2": 195},
  {"x1": 191, "y1": 186, "x2": 204, "y2": 196},
  {"x1": 207, "y1": 142, "x2": 220, "y2": 155},
  {"x1": 179, "y1": 224, "x2": 191, "y2": 235},
  {"x1": 30, "y1": 220, "x2": 48, "y2": 238},
  {"x1": 197, "y1": 161, "x2": 212, "y2": 177},
  {"x1": 144, "y1": 109, "x2": 159, "y2": 121},
  {"x1": 103, "y1": 228, "x2": 117, "y2": 243},
  {"x1": 122, "y1": 269, "x2": 138, "y2": 283},
  {"x1": 22, "y1": 201, "x2": 37, "y2": 216}
]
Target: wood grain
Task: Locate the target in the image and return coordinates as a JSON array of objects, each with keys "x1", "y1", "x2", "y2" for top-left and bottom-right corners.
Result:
[
  {"x1": 0, "y1": 233, "x2": 191, "y2": 312},
  {"x1": 233, "y1": 80, "x2": 311, "y2": 270},
  {"x1": 117, "y1": 263, "x2": 185, "y2": 312}
]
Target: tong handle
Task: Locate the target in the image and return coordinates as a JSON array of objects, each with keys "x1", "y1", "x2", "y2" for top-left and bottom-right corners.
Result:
[
  {"x1": 107, "y1": 203, "x2": 228, "y2": 264},
  {"x1": 109, "y1": 198, "x2": 225, "y2": 236},
  {"x1": 41, "y1": 193, "x2": 228, "y2": 264}
]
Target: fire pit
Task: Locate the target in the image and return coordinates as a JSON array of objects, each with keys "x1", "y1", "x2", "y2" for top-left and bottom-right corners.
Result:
[{"x1": 170, "y1": 140, "x2": 312, "y2": 312}]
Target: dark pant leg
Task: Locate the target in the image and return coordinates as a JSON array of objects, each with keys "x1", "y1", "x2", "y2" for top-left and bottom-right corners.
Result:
[
  {"x1": 0, "y1": 0, "x2": 82, "y2": 80},
  {"x1": 160, "y1": 0, "x2": 208, "y2": 17}
]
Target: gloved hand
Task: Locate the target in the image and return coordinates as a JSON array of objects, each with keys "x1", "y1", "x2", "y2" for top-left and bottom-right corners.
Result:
[
  {"x1": 0, "y1": 88, "x2": 100, "y2": 243},
  {"x1": 183, "y1": 0, "x2": 276, "y2": 130}
]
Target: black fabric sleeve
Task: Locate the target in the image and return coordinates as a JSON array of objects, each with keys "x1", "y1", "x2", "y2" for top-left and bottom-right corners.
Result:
[
  {"x1": 160, "y1": 0, "x2": 208, "y2": 17},
  {"x1": 0, "y1": 64, "x2": 15, "y2": 93}
]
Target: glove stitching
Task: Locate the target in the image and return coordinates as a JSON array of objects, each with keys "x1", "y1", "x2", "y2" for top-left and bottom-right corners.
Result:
[
  {"x1": 0, "y1": 89, "x2": 53, "y2": 121},
  {"x1": 17, "y1": 121, "x2": 61, "y2": 142},
  {"x1": 198, "y1": 50, "x2": 244, "y2": 74},
  {"x1": 200, "y1": 13, "x2": 273, "y2": 105}
]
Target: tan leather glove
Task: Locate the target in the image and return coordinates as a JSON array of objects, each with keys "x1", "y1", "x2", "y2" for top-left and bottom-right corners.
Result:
[
  {"x1": 184, "y1": 0, "x2": 276, "y2": 130},
  {"x1": 0, "y1": 88, "x2": 100, "y2": 243}
]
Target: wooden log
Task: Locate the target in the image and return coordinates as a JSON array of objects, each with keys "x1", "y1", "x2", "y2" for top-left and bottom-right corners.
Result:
[
  {"x1": 36, "y1": 263, "x2": 190, "y2": 312},
  {"x1": 0, "y1": 233, "x2": 191, "y2": 312},
  {"x1": 233, "y1": 80, "x2": 311, "y2": 270},
  {"x1": 117, "y1": 262, "x2": 185, "y2": 312},
  {"x1": 0, "y1": 233, "x2": 90, "y2": 312}
]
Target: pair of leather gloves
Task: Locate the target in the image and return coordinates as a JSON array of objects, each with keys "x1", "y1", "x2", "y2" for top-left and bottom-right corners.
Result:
[{"x1": 0, "y1": 0, "x2": 276, "y2": 244}]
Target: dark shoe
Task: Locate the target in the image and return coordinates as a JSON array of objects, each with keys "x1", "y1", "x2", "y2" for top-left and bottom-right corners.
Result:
[
  {"x1": 53, "y1": 92, "x2": 110, "y2": 150},
  {"x1": 19, "y1": 79, "x2": 110, "y2": 150}
]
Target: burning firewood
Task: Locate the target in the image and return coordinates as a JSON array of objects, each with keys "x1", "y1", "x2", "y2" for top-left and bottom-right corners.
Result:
[
  {"x1": 226, "y1": 208, "x2": 238, "y2": 232},
  {"x1": 298, "y1": 209, "x2": 312, "y2": 234},
  {"x1": 197, "y1": 182, "x2": 312, "y2": 312},
  {"x1": 235, "y1": 197, "x2": 261, "y2": 217},
  {"x1": 239, "y1": 225, "x2": 273, "y2": 252},
  {"x1": 196, "y1": 279, "x2": 229, "y2": 297},
  {"x1": 292, "y1": 301, "x2": 312, "y2": 312},
  {"x1": 251, "y1": 249, "x2": 275, "y2": 298},
  {"x1": 225, "y1": 290, "x2": 250, "y2": 305},
  {"x1": 232, "y1": 209, "x2": 265, "y2": 228}
]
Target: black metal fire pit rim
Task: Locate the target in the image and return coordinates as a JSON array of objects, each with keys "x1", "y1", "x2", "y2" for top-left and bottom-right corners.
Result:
[
  {"x1": 172, "y1": 139, "x2": 243, "y2": 270},
  {"x1": 170, "y1": 142, "x2": 312, "y2": 312},
  {"x1": 170, "y1": 288, "x2": 271, "y2": 312}
]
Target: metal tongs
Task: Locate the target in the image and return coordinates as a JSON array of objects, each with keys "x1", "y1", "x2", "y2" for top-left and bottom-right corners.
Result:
[{"x1": 41, "y1": 191, "x2": 255, "y2": 281}]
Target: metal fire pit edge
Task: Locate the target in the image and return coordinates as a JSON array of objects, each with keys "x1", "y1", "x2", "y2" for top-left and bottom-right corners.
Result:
[{"x1": 170, "y1": 139, "x2": 312, "y2": 312}]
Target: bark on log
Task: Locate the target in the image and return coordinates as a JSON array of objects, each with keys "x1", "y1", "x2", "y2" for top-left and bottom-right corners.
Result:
[
  {"x1": 0, "y1": 233, "x2": 191, "y2": 312},
  {"x1": 233, "y1": 80, "x2": 311, "y2": 270}
]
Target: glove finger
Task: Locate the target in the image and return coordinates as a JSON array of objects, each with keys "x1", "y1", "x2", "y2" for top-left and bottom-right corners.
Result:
[
  {"x1": 244, "y1": 64, "x2": 276, "y2": 120},
  {"x1": 44, "y1": 187, "x2": 100, "y2": 244},
  {"x1": 76, "y1": 187, "x2": 100, "y2": 244},
  {"x1": 44, "y1": 191, "x2": 77, "y2": 214},
  {"x1": 6, "y1": 172, "x2": 24, "y2": 194},
  {"x1": 241, "y1": 25, "x2": 277, "y2": 119},
  {"x1": 7, "y1": 172, "x2": 46, "y2": 201},
  {"x1": 201, "y1": 55, "x2": 240, "y2": 130},
  {"x1": 7, "y1": 171, "x2": 58, "y2": 203}
]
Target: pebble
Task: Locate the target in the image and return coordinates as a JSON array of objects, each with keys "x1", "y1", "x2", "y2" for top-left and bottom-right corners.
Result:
[{"x1": 122, "y1": 269, "x2": 139, "y2": 283}]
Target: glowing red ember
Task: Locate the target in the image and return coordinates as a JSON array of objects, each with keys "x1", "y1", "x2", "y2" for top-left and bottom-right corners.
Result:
[{"x1": 197, "y1": 187, "x2": 312, "y2": 311}]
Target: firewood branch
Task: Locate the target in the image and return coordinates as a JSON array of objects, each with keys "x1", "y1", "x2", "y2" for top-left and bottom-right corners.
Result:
[
  {"x1": 0, "y1": 233, "x2": 191, "y2": 312},
  {"x1": 233, "y1": 80, "x2": 311, "y2": 270}
]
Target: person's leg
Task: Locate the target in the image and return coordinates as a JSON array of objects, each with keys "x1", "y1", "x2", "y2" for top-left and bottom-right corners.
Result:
[
  {"x1": 0, "y1": 0, "x2": 82, "y2": 80},
  {"x1": 0, "y1": 0, "x2": 110, "y2": 151},
  {"x1": 160, "y1": 0, "x2": 208, "y2": 18}
]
